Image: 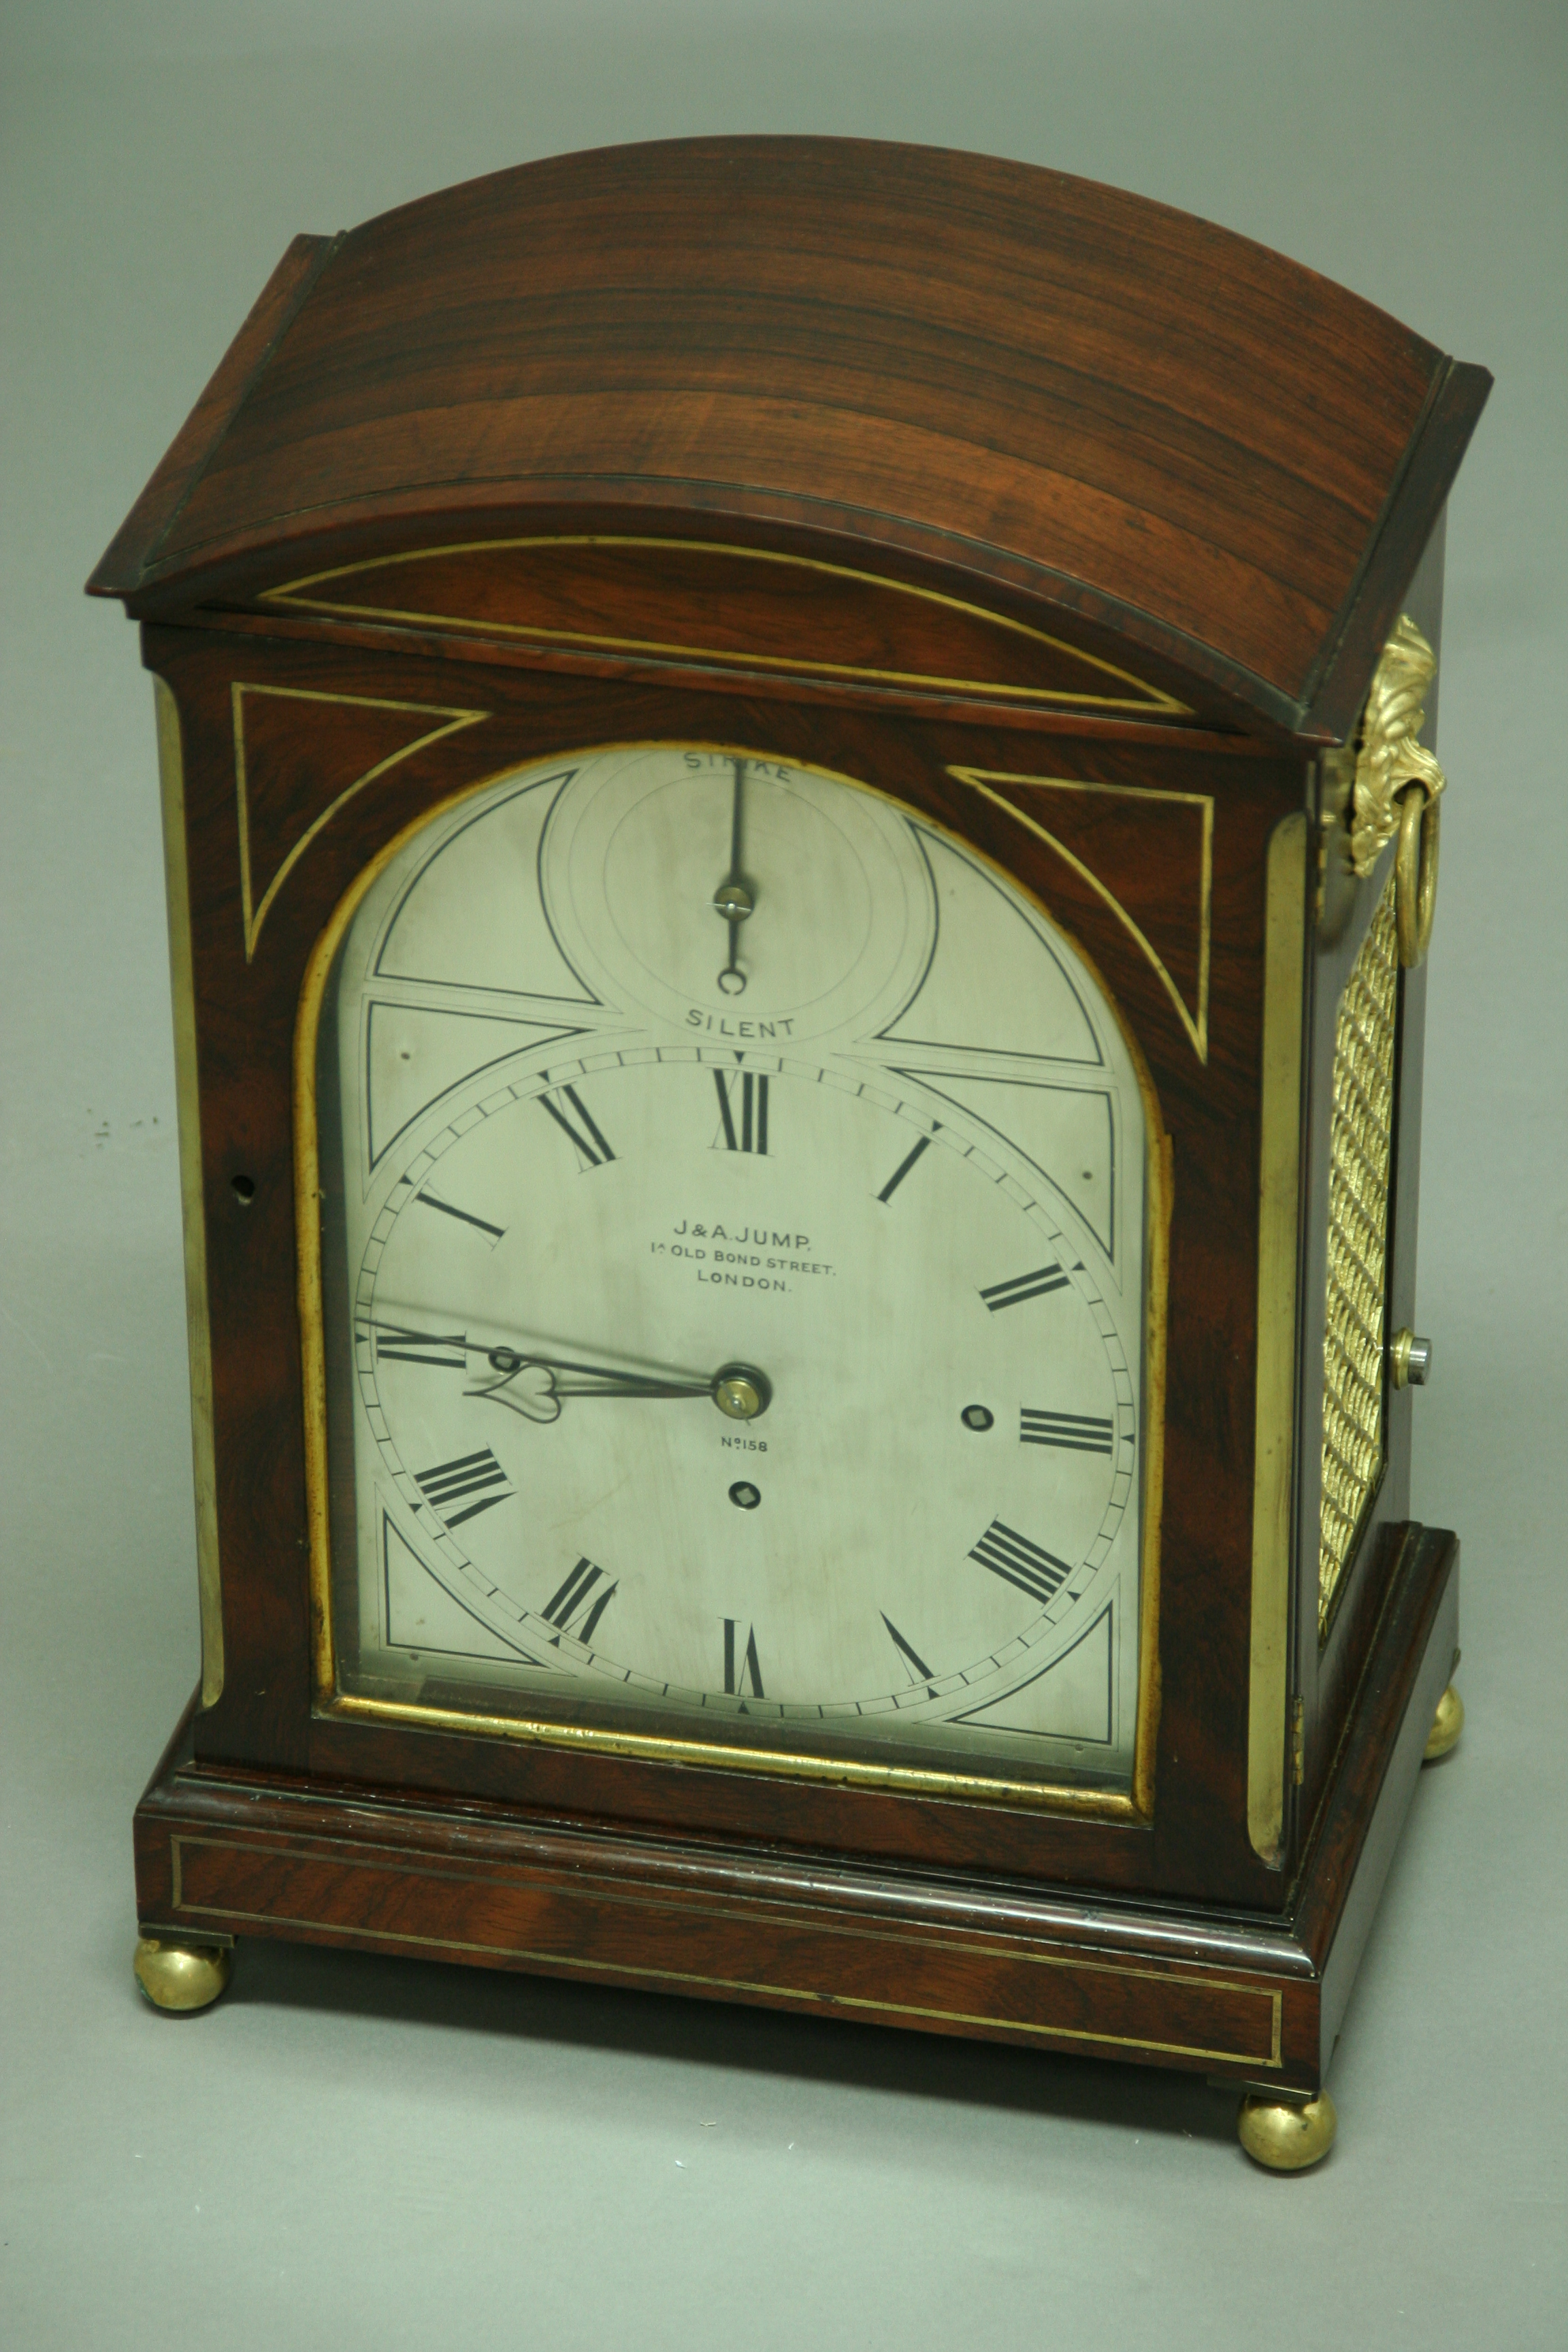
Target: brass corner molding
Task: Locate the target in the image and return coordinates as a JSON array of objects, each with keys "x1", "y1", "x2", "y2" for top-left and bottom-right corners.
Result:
[{"x1": 1348, "y1": 615, "x2": 1444, "y2": 879}]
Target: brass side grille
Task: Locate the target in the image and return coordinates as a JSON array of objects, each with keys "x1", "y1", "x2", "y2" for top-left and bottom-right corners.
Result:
[{"x1": 1318, "y1": 874, "x2": 1399, "y2": 1635}]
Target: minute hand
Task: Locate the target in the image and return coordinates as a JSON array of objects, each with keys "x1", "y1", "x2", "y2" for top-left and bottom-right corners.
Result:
[{"x1": 470, "y1": 1352, "x2": 772, "y2": 1426}]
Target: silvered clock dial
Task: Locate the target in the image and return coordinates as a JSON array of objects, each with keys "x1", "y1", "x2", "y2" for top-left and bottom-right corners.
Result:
[{"x1": 314, "y1": 744, "x2": 1152, "y2": 1797}]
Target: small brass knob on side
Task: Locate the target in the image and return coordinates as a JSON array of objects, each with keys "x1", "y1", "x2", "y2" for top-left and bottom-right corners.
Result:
[
  {"x1": 1389, "y1": 1328, "x2": 1433, "y2": 1389},
  {"x1": 133, "y1": 1936, "x2": 233, "y2": 2014},
  {"x1": 1237, "y1": 2091, "x2": 1337, "y2": 2172}
]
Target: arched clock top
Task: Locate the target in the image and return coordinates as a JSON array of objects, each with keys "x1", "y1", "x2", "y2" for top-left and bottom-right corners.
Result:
[{"x1": 89, "y1": 138, "x2": 1488, "y2": 741}]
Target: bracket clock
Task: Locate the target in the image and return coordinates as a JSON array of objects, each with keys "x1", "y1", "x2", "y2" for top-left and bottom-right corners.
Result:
[{"x1": 93, "y1": 139, "x2": 1488, "y2": 2169}]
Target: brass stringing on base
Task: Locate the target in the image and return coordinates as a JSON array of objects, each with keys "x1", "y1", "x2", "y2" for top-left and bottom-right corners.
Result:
[{"x1": 1319, "y1": 873, "x2": 1399, "y2": 1635}]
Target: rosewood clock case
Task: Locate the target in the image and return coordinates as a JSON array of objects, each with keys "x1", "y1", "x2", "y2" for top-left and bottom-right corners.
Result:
[{"x1": 92, "y1": 140, "x2": 1488, "y2": 2142}]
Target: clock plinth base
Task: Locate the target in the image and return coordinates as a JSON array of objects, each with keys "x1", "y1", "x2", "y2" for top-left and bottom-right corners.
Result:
[
  {"x1": 1237, "y1": 2091, "x2": 1337, "y2": 2172},
  {"x1": 133, "y1": 1935, "x2": 233, "y2": 2014},
  {"x1": 130, "y1": 1525, "x2": 1457, "y2": 2137},
  {"x1": 1424, "y1": 1682, "x2": 1465, "y2": 1762}
]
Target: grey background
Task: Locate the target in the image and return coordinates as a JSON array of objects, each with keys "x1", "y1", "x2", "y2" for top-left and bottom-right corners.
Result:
[{"x1": 3, "y1": 3, "x2": 1565, "y2": 2345}]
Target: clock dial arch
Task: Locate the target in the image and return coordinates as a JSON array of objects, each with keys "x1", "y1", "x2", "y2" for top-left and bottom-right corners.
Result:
[{"x1": 313, "y1": 741, "x2": 1156, "y2": 1797}]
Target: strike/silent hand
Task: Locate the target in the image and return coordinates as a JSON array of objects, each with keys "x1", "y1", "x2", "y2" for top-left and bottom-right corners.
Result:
[{"x1": 713, "y1": 754, "x2": 754, "y2": 996}]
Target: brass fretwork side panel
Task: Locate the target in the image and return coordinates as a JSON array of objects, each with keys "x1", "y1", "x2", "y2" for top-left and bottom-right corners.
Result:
[{"x1": 1318, "y1": 873, "x2": 1399, "y2": 1635}]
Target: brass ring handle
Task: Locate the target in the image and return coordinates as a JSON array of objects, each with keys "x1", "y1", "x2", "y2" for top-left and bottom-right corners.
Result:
[{"x1": 1395, "y1": 785, "x2": 1440, "y2": 968}]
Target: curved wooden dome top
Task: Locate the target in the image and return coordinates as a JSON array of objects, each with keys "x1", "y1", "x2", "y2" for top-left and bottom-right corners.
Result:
[{"x1": 92, "y1": 137, "x2": 1488, "y2": 736}]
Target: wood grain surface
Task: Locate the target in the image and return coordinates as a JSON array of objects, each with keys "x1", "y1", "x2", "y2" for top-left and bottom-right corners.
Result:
[
  {"x1": 135, "y1": 1528, "x2": 1458, "y2": 2095},
  {"x1": 151, "y1": 615, "x2": 1302, "y2": 1905},
  {"x1": 90, "y1": 140, "x2": 1490, "y2": 736}
]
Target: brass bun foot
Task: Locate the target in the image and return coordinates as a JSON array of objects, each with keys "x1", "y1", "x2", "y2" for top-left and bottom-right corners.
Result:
[
  {"x1": 1237, "y1": 2091, "x2": 1337, "y2": 2172},
  {"x1": 133, "y1": 1936, "x2": 233, "y2": 2014},
  {"x1": 1424, "y1": 1682, "x2": 1465, "y2": 1762}
]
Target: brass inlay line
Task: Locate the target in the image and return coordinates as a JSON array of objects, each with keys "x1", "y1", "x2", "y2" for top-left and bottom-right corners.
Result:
[
  {"x1": 294, "y1": 738, "x2": 1170, "y2": 1821},
  {"x1": 1319, "y1": 872, "x2": 1399, "y2": 1636},
  {"x1": 1248, "y1": 813, "x2": 1307, "y2": 1863},
  {"x1": 1133, "y1": 1124, "x2": 1171, "y2": 1827},
  {"x1": 947, "y1": 767, "x2": 1213, "y2": 1064},
  {"x1": 169, "y1": 1835, "x2": 1281, "y2": 2066},
  {"x1": 261, "y1": 536, "x2": 1192, "y2": 715},
  {"x1": 233, "y1": 683, "x2": 489, "y2": 960},
  {"x1": 157, "y1": 680, "x2": 223, "y2": 1708}
]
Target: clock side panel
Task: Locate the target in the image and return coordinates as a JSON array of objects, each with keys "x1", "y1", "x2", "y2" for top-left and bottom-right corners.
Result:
[
  {"x1": 146, "y1": 617, "x2": 1303, "y2": 1906},
  {"x1": 1293, "y1": 522, "x2": 1447, "y2": 1825}
]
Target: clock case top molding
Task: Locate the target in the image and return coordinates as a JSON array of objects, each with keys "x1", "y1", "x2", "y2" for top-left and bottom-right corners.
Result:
[
  {"x1": 89, "y1": 135, "x2": 1488, "y2": 747},
  {"x1": 95, "y1": 142, "x2": 1484, "y2": 2090}
]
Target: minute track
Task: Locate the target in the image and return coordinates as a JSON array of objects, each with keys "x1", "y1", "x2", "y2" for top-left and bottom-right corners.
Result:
[{"x1": 352, "y1": 1054, "x2": 1135, "y2": 1722}]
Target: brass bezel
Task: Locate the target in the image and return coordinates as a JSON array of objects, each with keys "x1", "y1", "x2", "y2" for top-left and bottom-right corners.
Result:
[{"x1": 293, "y1": 739, "x2": 1172, "y2": 1823}]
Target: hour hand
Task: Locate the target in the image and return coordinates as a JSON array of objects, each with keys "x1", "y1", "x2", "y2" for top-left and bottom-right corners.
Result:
[
  {"x1": 466, "y1": 1355, "x2": 561, "y2": 1422},
  {"x1": 362, "y1": 1319, "x2": 768, "y2": 1420},
  {"x1": 468, "y1": 1346, "x2": 713, "y2": 1420},
  {"x1": 361, "y1": 1318, "x2": 716, "y2": 1415}
]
